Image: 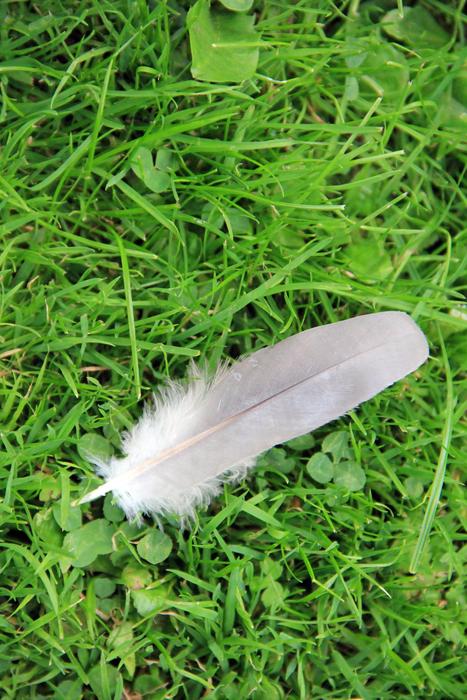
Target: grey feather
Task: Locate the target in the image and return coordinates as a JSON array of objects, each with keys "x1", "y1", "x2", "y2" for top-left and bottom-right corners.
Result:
[{"x1": 80, "y1": 311, "x2": 428, "y2": 519}]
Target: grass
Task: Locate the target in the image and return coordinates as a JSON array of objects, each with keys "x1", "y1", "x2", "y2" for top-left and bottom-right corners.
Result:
[{"x1": 0, "y1": 0, "x2": 466, "y2": 698}]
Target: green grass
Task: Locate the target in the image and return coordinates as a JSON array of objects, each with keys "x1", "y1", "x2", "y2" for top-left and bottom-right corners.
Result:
[{"x1": 1, "y1": 1, "x2": 466, "y2": 698}]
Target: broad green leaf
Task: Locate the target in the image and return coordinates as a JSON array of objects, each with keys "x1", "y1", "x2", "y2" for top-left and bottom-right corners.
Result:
[
  {"x1": 63, "y1": 519, "x2": 114, "y2": 567},
  {"x1": 260, "y1": 557, "x2": 282, "y2": 580},
  {"x1": 306, "y1": 452, "x2": 334, "y2": 484},
  {"x1": 130, "y1": 146, "x2": 172, "y2": 193},
  {"x1": 261, "y1": 577, "x2": 285, "y2": 609},
  {"x1": 38, "y1": 475, "x2": 60, "y2": 502},
  {"x1": 98, "y1": 597, "x2": 117, "y2": 615},
  {"x1": 33, "y1": 508, "x2": 62, "y2": 546},
  {"x1": 134, "y1": 673, "x2": 164, "y2": 695},
  {"x1": 132, "y1": 587, "x2": 169, "y2": 616},
  {"x1": 88, "y1": 663, "x2": 122, "y2": 700},
  {"x1": 333, "y1": 461, "x2": 366, "y2": 492},
  {"x1": 275, "y1": 226, "x2": 305, "y2": 248},
  {"x1": 288, "y1": 434, "x2": 315, "y2": 451},
  {"x1": 130, "y1": 146, "x2": 153, "y2": 181},
  {"x1": 322, "y1": 431, "x2": 351, "y2": 461},
  {"x1": 144, "y1": 170, "x2": 171, "y2": 194},
  {"x1": 53, "y1": 680, "x2": 83, "y2": 700},
  {"x1": 404, "y1": 476, "x2": 424, "y2": 500},
  {"x1": 77, "y1": 432, "x2": 113, "y2": 463},
  {"x1": 245, "y1": 678, "x2": 283, "y2": 700},
  {"x1": 345, "y1": 52, "x2": 366, "y2": 69},
  {"x1": 136, "y1": 530, "x2": 173, "y2": 564},
  {"x1": 382, "y1": 6, "x2": 450, "y2": 49},
  {"x1": 103, "y1": 493, "x2": 125, "y2": 523},
  {"x1": 344, "y1": 75, "x2": 359, "y2": 101},
  {"x1": 188, "y1": 0, "x2": 259, "y2": 83},
  {"x1": 439, "y1": 97, "x2": 467, "y2": 130},
  {"x1": 219, "y1": 0, "x2": 254, "y2": 10},
  {"x1": 52, "y1": 502, "x2": 82, "y2": 532},
  {"x1": 118, "y1": 520, "x2": 141, "y2": 540},
  {"x1": 155, "y1": 147, "x2": 177, "y2": 171},
  {"x1": 108, "y1": 620, "x2": 133, "y2": 649},
  {"x1": 201, "y1": 201, "x2": 225, "y2": 229},
  {"x1": 262, "y1": 447, "x2": 296, "y2": 473},
  {"x1": 223, "y1": 208, "x2": 253, "y2": 235},
  {"x1": 349, "y1": 41, "x2": 409, "y2": 108},
  {"x1": 345, "y1": 167, "x2": 380, "y2": 217},
  {"x1": 94, "y1": 577, "x2": 117, "y2": 598},
  {"x1": 108, "y1": 621, "x2": 135, "y2": 676},
  {"x1": 123, "y1": 653, "x2": 136, "y2": 677},
  {"x1": 122, "y1": 565, "x2": 152, "y2": 590},
  {"x1": 345, "y1": 237, "x2": 393, "y2": 280}
]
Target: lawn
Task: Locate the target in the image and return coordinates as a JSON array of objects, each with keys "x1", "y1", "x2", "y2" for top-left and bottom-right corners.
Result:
[{"x1": 0, "y1": 1, "x2": 466, "y2": 698}]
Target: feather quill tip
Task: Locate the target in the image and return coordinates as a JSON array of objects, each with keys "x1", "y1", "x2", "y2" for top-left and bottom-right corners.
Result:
[{"x1": 78, "y1": 483, "x2": 111, "y2": 505}]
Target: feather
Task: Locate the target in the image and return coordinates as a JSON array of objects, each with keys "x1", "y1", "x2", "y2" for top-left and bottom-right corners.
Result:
[{"x1": 80, "y1": 311, "x2": 428, "y2": 520}]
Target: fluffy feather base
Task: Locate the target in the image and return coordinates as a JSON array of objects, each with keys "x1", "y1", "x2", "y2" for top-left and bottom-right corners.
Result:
[{"x1": 94, "y1": 365, "x2": 256, "y2": 522}]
